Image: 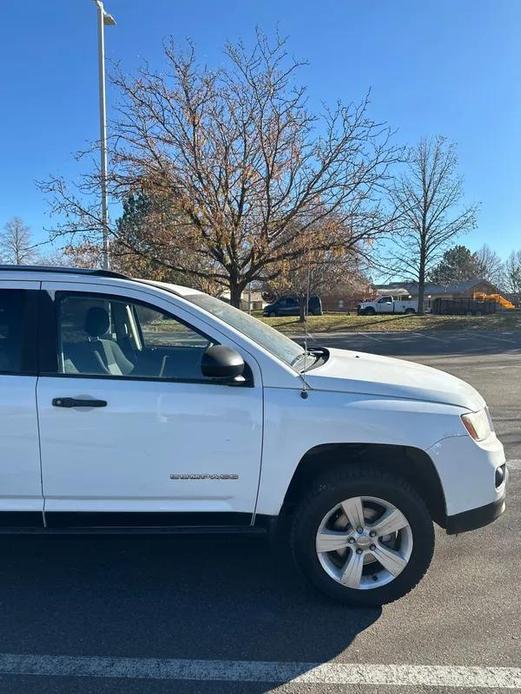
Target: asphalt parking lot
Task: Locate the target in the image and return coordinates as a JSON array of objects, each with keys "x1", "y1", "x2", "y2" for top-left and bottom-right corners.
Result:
[{"x1": 0, "y1": 330, "x2": 519, "y2": 693}]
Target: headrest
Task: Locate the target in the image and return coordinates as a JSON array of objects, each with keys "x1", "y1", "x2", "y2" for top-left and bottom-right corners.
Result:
[{"x1": 85, "y1": 306, "x2": 110, "y2": 338}]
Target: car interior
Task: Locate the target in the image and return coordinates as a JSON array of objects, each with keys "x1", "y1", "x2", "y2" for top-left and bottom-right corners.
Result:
[{"x1": 58, "y1": 296, "x2": 212, "y2": 381}]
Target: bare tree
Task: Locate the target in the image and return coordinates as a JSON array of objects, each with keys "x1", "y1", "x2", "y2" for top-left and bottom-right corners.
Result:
[
  {"x1": 387, "y1": 136, "x2": 477, "y2": 313},
  {"x1": 41, "y1": 32, "x2": 401, "y2": 306},
  {"x1": 61, "y1": 242, "x2": 103, "y2": 269},
  {"x1": 474, "y1": 244, "x2": 505, "y2": 288},
  {"x1": 0, "y1": 217, "x2": 37, "y2": 265},
  {"x1": 263, "y1": 219, "x2": 366, "y2": 321},
  {"x1": 504, "y1": 249, "x2": 521, "y2": 302},
  {"x1": 110, "y1": 188, "x2": 220, "y2": 293}
]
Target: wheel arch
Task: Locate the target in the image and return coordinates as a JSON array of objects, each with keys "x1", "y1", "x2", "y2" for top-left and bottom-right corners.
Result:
[{"x1": 281, "y1": 442, "x2": 447, "y2": 526}]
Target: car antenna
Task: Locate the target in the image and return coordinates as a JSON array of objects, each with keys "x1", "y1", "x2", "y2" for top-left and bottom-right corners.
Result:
[{"x1": 300, "y1": 250, "x2": 312, "y2": 399}]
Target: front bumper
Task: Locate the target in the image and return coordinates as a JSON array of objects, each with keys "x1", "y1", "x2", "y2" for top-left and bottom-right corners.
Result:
[
  {"x1": 446, "y1": 489, "x2": 506, "y2": 534},
  {"x1": 427, "y1": 431, "x2": 507, "y2": 530}
]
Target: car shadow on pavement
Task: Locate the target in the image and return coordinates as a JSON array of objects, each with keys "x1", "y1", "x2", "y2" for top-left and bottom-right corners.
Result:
[{"x1": 0, "y1": 534, "x2": 381, "y2": 689}]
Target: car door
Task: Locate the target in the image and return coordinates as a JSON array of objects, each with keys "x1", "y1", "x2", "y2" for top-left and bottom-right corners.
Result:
[
  {"x1": 377, "y1": 296, "x2": 395, "y2": 313},
  {"x1": 0, "y1": 281, "x2": 43, "y2": 525},
  {"x1": 36, "y1": 281, "x2": 263, "y2": 528},
  {"x1": 276, "y1": 298, "x2": 289, "y2": 315},
  {"x1": 282, "y1": 298, "x2": 299, "y2": 316}
]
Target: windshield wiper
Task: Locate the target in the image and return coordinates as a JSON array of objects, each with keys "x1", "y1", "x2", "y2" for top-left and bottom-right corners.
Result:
[
  {"x1": 292, "y1": 346, "x2": 328, "y2": 372},
  {"x1": 301, "y1": 346, "x2": 329, "y2": 372},
  {"x1": 291, "y1": 351, "x2": 309, "y2": 367}
]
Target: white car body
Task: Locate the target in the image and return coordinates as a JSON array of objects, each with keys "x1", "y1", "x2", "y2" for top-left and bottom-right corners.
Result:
[
  {"x1": 359, "y1": 295, "x2": 419, "y2": 314},
  {"x1": 0, "y1": 267, "x2": 506, "y2": 542}
]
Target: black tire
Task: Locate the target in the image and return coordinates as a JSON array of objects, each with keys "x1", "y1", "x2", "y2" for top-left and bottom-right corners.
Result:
[
  {"x1": 404, "y1": 308, "x2": 416, "y2": 315},
  {"x1": 290, "y1": 465, "x2": 434, "y2": 606}
]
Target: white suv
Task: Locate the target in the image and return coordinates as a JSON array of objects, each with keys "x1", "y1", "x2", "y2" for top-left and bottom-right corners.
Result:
[{"x1": 0, "y1": 266, "x2": 507, "y2": 605}]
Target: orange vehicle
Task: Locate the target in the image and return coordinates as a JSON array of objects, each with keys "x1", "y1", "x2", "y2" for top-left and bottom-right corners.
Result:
[{"x1": 473, "y1": 292, "x2": 515, "y2": 310}]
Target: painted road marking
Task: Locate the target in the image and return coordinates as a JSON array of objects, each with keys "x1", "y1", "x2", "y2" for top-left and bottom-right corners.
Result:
[
  {"x1": 410, "y1": 332, "x2": 447, "y2": 342},
  {"x1": 354, "y1": 333, "x2": 384, "y2": 342},
  {"x1": 0, "y1": 654, "x2": 519, "y2": 688},
  {"x1": 465, "y1": 332, "x2": 519, "y2": 345}
]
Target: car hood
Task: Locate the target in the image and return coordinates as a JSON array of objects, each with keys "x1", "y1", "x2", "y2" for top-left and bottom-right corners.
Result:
[{"x1": 304, "y1": 348, "x2": 485, "y2": 410}]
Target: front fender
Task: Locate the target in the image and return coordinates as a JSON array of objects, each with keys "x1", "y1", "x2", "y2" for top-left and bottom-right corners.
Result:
[{"x1": 256, "y1": 387, "x2": 467, "y2": 516}]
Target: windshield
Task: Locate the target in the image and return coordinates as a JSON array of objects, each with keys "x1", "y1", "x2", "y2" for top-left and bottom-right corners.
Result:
[
  {"x1": 181, "y1": 292, "x2": 305, "y2": 368},
  {"x1": 140, "y1": 281, "x2": 321, "y2": 370}
]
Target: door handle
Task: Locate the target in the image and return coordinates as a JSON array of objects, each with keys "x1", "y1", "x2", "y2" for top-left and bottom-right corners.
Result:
[{"x1": 52, "y1": 397, "x2": 107, "y2": 408}]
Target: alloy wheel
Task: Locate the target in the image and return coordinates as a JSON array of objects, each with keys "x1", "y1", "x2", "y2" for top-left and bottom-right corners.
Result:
[{"x1": 315, "y1": 496, "x2": 413, "y2": 590}]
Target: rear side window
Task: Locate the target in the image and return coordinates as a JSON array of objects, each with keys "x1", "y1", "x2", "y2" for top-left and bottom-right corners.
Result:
[{"x1": 0, "y1": 289, "x2": 35, "y2": 375}]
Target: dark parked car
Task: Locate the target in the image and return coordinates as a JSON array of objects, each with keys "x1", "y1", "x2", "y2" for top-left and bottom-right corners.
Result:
[{"x1": 263, "y1": 295, "x2": 323, "y2": 317}]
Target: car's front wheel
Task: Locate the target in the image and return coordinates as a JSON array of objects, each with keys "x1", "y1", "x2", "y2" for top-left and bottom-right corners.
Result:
[{"x1": 290, "y1": 466, "x2": 434, "y2": 606}]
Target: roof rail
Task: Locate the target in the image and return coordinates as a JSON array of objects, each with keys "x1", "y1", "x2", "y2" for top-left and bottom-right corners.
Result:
[{"x1": 0, "y1": 265, "x2": 129, "y2": 280}]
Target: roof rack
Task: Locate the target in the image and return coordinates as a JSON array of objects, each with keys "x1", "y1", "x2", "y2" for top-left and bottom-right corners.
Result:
[{"x1": 0, "y1": 265, "x2": 129, "y2": 280}]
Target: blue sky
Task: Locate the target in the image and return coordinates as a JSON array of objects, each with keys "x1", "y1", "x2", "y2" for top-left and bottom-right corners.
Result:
[{"x1": 0, "y1": 0, "x2": 519, "y2": 258}]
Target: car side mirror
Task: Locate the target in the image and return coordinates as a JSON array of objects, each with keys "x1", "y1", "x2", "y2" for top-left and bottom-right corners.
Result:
[{"x1": 201, "y1": 345, "x2": 245, "y2": 381}]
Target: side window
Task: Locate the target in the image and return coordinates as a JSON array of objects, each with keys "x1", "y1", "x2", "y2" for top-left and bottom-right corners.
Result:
[
  {"x1": 378, "y1": 296, "x2": 393, "y2": 303},
  {"x1": 0, "y1": 289, "x2": 30, "y2": 374},
  {"x1": 56, "y1": 293, "x2": 212, "y2": 381},
  {"x1": 134, "y1": 304, "x2": 209, "y2": 349}
]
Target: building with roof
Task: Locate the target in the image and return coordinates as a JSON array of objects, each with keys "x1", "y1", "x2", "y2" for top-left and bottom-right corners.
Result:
[{"x1": 374, "y1": 278, "x2": 500, "y2": 301}]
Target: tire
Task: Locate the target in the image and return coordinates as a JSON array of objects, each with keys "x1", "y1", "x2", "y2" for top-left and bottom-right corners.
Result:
[
  {"x1": 363, "y1": 307, "x2": 376, "y2": 316},
  {"x1": 404, "y1": 308, "x2": 416, "y2": 315},
  {"x1": 290, "y1": 465, "x2": 434, "y2": 606}
]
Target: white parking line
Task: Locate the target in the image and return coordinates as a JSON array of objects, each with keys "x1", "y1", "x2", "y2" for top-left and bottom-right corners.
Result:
[
  {"x1": 410, "y1": 332, "x2": 447, "y2": 342},
  {"x1": 0, "y1": 654, "x2": 519, "y2": 688},
  {"x1": 471, "y1": 332, "x2": 519, "y2": 345},
  {"x1": 355, "y1": 333, "x2": 385, "y2": 342}
]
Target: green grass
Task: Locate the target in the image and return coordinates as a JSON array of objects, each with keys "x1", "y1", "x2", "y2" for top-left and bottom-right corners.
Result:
[{"x1": 257, "y1": 311, "x2": 521, "y2": 334}]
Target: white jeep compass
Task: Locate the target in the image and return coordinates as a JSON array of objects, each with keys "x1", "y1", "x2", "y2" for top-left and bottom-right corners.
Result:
[{"x1": 0, "y1": 266, "x2": 507, "y2": 605}]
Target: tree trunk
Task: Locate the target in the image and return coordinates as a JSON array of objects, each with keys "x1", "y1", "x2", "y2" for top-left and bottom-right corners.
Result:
[
  {"x1": 229, "y1": 281, "x2": 243, "y2": 308},
  {"x1": 298, "y1": 295, "x2": 307, "y2": 323},
  {"x1": 417, "y1": 254, "x2": 426, "y2": 315}
]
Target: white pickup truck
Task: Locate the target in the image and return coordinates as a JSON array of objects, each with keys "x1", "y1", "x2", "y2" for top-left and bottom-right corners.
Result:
[{"x1": 358, "y1": 295, "x2": 418, "y2": 315}]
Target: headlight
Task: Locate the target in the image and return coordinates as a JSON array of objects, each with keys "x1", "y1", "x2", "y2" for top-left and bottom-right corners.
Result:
[{"x1": 461, "y1": 408, "x2": 493, "y2": 441}]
